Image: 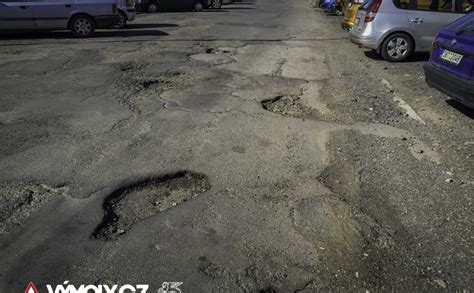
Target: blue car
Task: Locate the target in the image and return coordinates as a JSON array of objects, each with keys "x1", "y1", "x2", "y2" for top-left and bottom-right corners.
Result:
[
  {"x1": 424, "y1": 13, "x2": 474, "y2": 109},
  {"x1": 320, "y1": 0, "x2": 343, "y2": 15}
]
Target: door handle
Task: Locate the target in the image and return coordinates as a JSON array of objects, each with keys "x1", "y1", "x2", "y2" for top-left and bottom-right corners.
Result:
[
  {"x1": 410, "y1": 18, "x2": 423, "y2": 24},
  {"x1": 19, "y1": 5, "x2": 29, "y2": 9},
  {"x1": 65, "y1": 4, "x2": 71, "y2": 7}
]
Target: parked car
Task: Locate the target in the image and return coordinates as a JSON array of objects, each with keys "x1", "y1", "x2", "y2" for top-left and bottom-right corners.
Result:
[
  {"x1": 135, "y1": 0, "x2": 207, "y2": 12},
  {"x1": 341, "y1": 0, "x2": 363, "y2": 31},
  {"x1": 424, "y1": 13, "x2": 474, "y2": 108},
  {"x1": 207, "y1": 0, "x2": 233, "y2": 9},
  {"x1": 349, "y1": 0, "x2": 471, "y2": 61},
  {"x1": 0, "y1": 0, "x2": 120, "y2": 37},
  {"x1": 320, "y1": 0, "x2": 336, "y2": 9},
  {"x1": 113, "y1": 0, "x2": 136, "y2": 29}
]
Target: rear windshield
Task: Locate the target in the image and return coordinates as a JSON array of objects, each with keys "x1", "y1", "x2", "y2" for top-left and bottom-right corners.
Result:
[{"x1": 445, "y1": 13, "x2": 474, "y2": 34}]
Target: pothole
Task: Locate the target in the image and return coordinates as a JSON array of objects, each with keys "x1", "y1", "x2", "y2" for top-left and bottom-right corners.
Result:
[
  {"x1": 0, "y1": 182, "x2": 67, "y2": 234},
  {"x1": 190, "y1": 47, "x2": 237, "y2": 65},
  {"x1": 142, "y1": 79, "x2": 160, "y2": 89},
  {"x1": 140, "y1": 71, "x2": 183, "y2": 90},
  {"x1": 113, "y1": 69, "x2": 186, "y2": 113},
  {"x1": 93, "y1": 171, "x2": 210, "y2": 241},
  {"x1": 190, "y1": 53, "x2": 236, "y2": 65},
  {"x1": 261, "y1": 95, "x2": 320, "y2": 120},
  {"x1": 118, "y1": 61, "x2": 147, "y2": 72}
]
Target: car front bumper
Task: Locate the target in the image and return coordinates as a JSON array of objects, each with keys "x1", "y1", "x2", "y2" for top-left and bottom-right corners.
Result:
[
  {"x1": 94, "y1": 15, "x2": 121, "y2": 28},
  {"x1": 424, "y1": 62, "x2": 474, "y2": 109}
]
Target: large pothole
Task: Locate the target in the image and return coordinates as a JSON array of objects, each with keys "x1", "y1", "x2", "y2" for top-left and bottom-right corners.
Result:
[
  {"x1": 261, "y1": 95, "x2": 320, "y2": 120},
  {"x1": 93, "y1": 171, "x2": 210, "y2": 241},
  {"x1": 113, "y1": 65, "x2": 187, "y2": 113}
]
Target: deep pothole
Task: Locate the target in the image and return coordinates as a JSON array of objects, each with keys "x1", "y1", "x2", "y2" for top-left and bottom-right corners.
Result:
[
  {"x1": 93, "y1": 171, "x2": 210, "y2": 241},
  {"x1": 261, "y1": 95, "x2": 320, "y2": 120}
]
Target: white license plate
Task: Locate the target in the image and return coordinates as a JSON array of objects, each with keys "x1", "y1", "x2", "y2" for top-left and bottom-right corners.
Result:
[
  {"x1": 355, "y1": 17, "x2": 360, "y2": 26},
  {"x1": 441, "y1": 49, "x2": 463, "y2": 66}
]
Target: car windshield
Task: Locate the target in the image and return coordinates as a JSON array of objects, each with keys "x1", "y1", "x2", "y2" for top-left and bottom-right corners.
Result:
[{"x1": 445, "y1": 13, "x2": 474, "y2": 34}]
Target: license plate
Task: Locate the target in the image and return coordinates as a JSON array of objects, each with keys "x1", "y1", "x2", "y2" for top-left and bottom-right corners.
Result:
[
  {"x1": 355, "y1": 17, "x2": 360, "y2": 26},
  {"x1": 441, "y1": 49, "x2": 463, "y2": 66}
]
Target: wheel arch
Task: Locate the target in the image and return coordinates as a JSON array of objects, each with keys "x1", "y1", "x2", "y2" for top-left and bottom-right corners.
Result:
[{"x1": 118, "y1": 9, "x2": 128, "y2": 20}]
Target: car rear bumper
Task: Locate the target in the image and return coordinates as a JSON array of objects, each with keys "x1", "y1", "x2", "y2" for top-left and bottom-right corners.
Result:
[
  {"x1": 424, "y1": 62, "x2": 474, "y2": 109},
  {"x1": 349, "y1": 32, "x2": 378, "y2": 50},
  {"x1": 94, "y1": 15, "x2": 121, "y2": 28}
]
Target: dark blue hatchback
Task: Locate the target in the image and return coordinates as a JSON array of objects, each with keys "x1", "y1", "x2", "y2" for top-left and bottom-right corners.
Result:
[{"x1": 424, "y1": 13, "x2": 474, "y2": 109}]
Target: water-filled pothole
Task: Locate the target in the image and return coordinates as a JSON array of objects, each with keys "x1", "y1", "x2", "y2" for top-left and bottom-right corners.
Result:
[{"x1": 93, "y1": 171, "x2": 210, "y2": 240}]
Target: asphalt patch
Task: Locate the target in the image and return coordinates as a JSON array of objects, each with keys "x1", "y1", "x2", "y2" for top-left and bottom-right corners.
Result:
[
  {"x1": 0, "y1": 182, "x2": 66, "y2": 234},
  {"x1": 93, "y1": 171, "x2": 210, "y2": 241}
]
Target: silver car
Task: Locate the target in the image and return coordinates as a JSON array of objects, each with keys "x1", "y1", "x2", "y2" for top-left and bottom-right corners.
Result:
[
  {"x1": 349, "y1": 0, "x2": 470, "y2": 61},
  {"x1": 0, "y1": 0, "x2": 121, "y2": 37},
  {"x1": 113, "y1": 0, "x2": 136, "y2": 29}
]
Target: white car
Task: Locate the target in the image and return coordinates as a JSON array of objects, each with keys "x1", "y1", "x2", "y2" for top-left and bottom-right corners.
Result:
[{"x1": 0, "y1": 0, "x2": 121, "y2": 37}]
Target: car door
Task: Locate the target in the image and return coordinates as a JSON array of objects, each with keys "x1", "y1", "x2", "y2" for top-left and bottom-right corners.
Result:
[
  {"x1": 406, "y1": 0, "x2": 461, "y2": 49},
  {"x1": 32, "y1": 0, "x2": 75, "y2": 28},
  {"x1": 158, "y1": 0, "x2": 174, "y2": 10},
  {"x1": 0, "y1": 0, "x2": 35, "y2": 28},
  {"x1": 162, "y1": 0, "x2": 193, "y2": 10}
]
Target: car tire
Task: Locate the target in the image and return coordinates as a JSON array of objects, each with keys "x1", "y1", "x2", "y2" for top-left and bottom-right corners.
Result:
[
  {"x1": 70, "y1": 14, "x2": 95, "y2": 38},
  {"x1": 380, "y1": 33, "x2": 414, "y2": 62},
  {"x1": 211, "y1": 0, "x2": 222, "y2": 8},
  {"x1": 194, "y1": 1, "x2": 204, "y2": 11},
  {"x1": 147, "y1": 2, "x2": 158, "y2": 13},
  {"x1": 112, "y1": 11, "x2": 127, "y2": 29}
]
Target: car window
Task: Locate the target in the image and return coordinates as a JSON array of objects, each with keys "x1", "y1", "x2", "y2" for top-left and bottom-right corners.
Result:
[
  {"x1": 414, "y1": 0, "x2": 453, "y2": 11},
  {"x1": 393, "y1": 0, "x2": 411, "y2": 9},
  {"x1": 454, "y1": 0, "x2": 474, "y2": 12}
]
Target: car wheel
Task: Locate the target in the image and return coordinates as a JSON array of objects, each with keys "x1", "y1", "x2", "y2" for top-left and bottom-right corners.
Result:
[
  {"x1": 381, "y1": 33, "x2": 414, "y2": 62},
  {"x1": 211, "y1": 0, "x2": 222, "y2": 8},
  {"x1": 194, "y1": 1, "x2": 204, "y2": 11},
  {"x1": 112, "y1": 11, "x2": 127, "y2": 29},
  {"x1": 70, "y1": 14, "x2": 95, "y2": 38},
  {"x1": 147, "y1": 2, "x2": 158, "y2": 13}
]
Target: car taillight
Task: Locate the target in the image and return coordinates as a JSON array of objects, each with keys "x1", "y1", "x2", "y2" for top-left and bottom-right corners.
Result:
[
  {"x1": 112, "y1": 3, "x2": 118, "y2": 13},
  {"x1": 365, "y1": 0, "x2": 382, "y2": 22}
]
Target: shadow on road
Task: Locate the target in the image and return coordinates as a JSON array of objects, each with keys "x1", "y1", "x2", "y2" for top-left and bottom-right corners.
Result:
[
  {"x1": 447, "y1": 100, "x2": 474, "y2": 119},
  {"x1": 364, "y1": 50, "x2": 430, "y2": 62},
  {"x1": 221, "y1": 7, "x2": 256, "y2": 10},
  {"x1": 125, "y1": 23, "x2": 179, "y2": 29},
  {"x1": 0, "y1": 29, "x2": 169, "y2": 40}
]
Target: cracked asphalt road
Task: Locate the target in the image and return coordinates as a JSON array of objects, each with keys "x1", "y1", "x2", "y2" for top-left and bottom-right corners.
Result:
[{"x1": 0, "y1": 0, "x2": 473, "y2": 291}]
